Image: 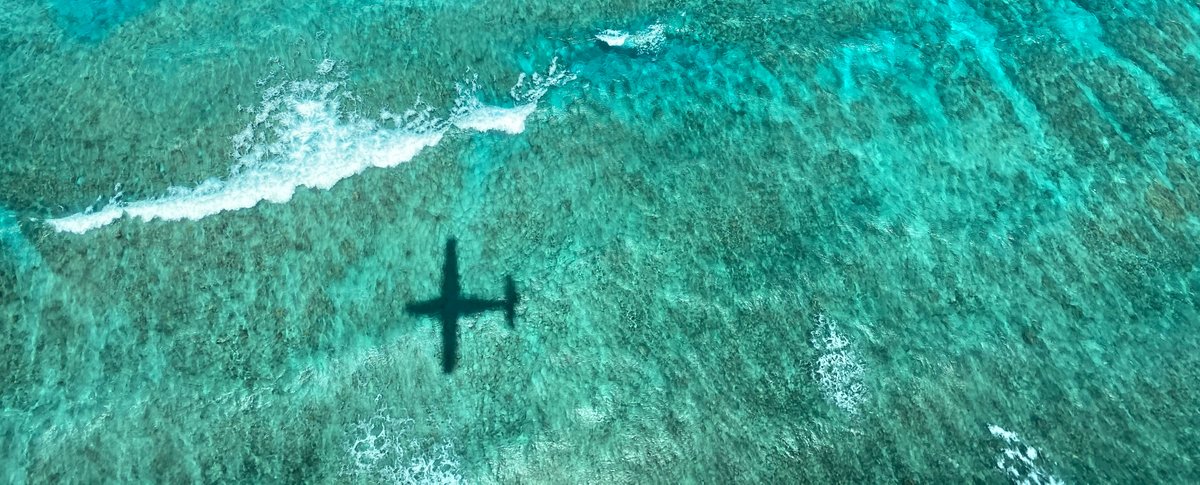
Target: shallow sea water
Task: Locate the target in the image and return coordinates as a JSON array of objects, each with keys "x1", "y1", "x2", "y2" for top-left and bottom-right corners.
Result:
[{"x1": 2, "y1": 0, "x2": 1200, "y2": 482}]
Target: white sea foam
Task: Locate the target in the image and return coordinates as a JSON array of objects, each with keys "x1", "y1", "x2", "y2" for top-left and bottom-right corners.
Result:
[
  {"x1": 811, "y1": 314, "x2": 866, "y2": 414},
  {"x1": 344, "y1": 409, "x2": 463, "y2": 485},
  {"x1": 595, "y1": 29, "x2": 630, "y2": 47},
  {"x1": 596, "y1": 23, "x2": 666, "y2": 53},
  {"x1": 988, "y1": 424, "x2": 1065, "y2": 485},
  {"x1": 450, "y1": 73, "x2": 543, "y2": 134},
  {"x1": 452, "y1": 103, "x2": 536, "y2": 134},
  {"x1": 315, "y1": 58, "x2": 337, "y2": 75},
  {"x1": 47, "y1": 59, "x2": 574, "y2": 234}
]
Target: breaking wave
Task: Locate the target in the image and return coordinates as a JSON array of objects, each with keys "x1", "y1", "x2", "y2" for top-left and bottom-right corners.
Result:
[{"x1": 47, "y1": 58, "x2": 574, "y2": 234}]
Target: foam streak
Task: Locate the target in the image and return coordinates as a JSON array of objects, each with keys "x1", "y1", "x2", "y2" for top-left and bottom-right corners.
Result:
[{"x1": 48, "y1": 59, "x2": 573, "y2": 234}]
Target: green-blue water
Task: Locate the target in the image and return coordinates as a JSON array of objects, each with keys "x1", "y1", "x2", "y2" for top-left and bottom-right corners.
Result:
[{"x1": 2, "y1": 0, "x2": 1199, "y2": 482}]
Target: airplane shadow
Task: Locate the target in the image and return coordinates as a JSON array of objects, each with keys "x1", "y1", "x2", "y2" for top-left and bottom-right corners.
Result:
[{"x1": 405, "y1": 238, "x2": 519, "y2": 373}]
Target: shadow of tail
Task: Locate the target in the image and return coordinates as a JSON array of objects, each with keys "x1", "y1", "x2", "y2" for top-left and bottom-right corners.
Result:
[{"x1": 504, "y1": 275, "x2": 519, "y2": 328}]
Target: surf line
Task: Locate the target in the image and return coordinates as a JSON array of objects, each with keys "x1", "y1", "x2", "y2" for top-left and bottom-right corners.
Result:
[{"x1": 47, "y1": 59, "x2": 574, "y2": 234}]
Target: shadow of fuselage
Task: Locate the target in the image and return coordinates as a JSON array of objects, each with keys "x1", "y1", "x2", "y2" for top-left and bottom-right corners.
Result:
[{"x1": 405, "y1": 239, "x2": 518, "y2": 373}]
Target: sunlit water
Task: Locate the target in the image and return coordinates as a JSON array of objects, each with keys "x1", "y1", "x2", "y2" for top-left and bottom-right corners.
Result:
[{"x1": 2, "y1": 0, "x2": 1199, "y2": 482}]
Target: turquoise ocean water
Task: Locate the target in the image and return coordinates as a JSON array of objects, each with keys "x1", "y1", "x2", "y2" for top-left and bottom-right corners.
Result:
[{"x1": 2, "y1": 0, "x2": 1200, "y2": 482}]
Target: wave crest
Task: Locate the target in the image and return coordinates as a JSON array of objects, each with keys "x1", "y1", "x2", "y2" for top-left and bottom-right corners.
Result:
[{"x1": 47, "y1": 58, "x2": 573, "y2": 234}]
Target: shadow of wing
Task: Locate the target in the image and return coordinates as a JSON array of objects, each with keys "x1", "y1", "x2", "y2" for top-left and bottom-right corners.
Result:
[{"x1": 405, "y1": 298, "x2": 443, "y2": 316}]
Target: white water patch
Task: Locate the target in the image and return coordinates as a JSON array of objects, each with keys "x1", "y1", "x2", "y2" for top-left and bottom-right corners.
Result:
[
  {"x1": 46, "y1": 59, "x2": 574, "y2": 234},
  {"x1": 811, "y1": 314, "x2": 866, "y2": 414},
  {"x1": 451, "y1": 103, "x2": 536, "y2": 134},
  {"x1": 315, "y1": 58, "x2": 337, "y2": 75},
  {"x1": 595, "y1": 23, "x2": 666, "y2": 54},
  {"x1": 989, "y1": 424, "x2": 1066, "y2": 485},
  {"x1": 344, "y1": 409, "x2": 463, "y2": 485},
  {"x1": 595, "y1": 29, "x2": 630, "y2": 47}
]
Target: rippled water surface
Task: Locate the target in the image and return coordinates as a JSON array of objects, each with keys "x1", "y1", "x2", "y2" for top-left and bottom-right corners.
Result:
[{"x1": 2, "y1": 0, "x2": 1199, "y2": 482}]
